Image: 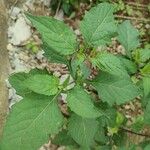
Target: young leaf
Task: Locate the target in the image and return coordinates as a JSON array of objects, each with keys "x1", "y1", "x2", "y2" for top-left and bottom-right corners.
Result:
[
  {"x1": 67, "y1": 85, "x2": 101, "y2": 118},
  {"x1": 134, "y1": 48, "x2": 150, "y2": 63},
  {"x1": 0, "y1": 93, "x2": 64, "y2": 150},
  {"x1": 80, "y1": 3, "x2": 116, "y2": 47},
  {"x1": 91, "y1": 52, "x2": 128, "y2": 77},
  {"x1": 91, "y1": 72, "x2": 139, "y2": 105},
  {"x1": 139, "y1": 48, "x2": 150, "y2": 63},
  {"x1": 140, "y1": 63, "x2": 150, "y2": 76},
  {"x1": 26, "y1": 14, "x2": 77, "y2": 55},
  {"x1": 68, "y1": 114, "x2": 99, "y2": 147},
  {"x1": 117, "y1": 20, "x2": 140, "y2": 57},
  {"x1": 24, "y1": 74, "x2": 59, "y2": 96}
]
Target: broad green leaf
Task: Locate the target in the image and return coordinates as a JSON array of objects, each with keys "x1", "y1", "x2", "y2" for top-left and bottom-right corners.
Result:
[
  {"x1": 68, "y1": 114, "x2": 99, "y2": 147},
  {"x1": 9, "y1": 69, "x2": 49, "y2": 96},
  {"x1": 42, "y1": 43, "x2": 69, "y2": 65},
  {"x1": 117, "y1": 20, "x2": 140, "y2": 57},
  {"x1": 91, "y1": 52, "x2": 128, "y2": 77},
  {"x1": 144, "y1": 101, "x2": 150, "y2": 125},
  {"x1": 67, "y1": 85, "x2": 101, "y2": 118},
  {"x1": 80, "y1": 3, "x2": 116, "y2": 47},
  {"x1": 0, "y1": 93, "x2": 64, "y2": 150},
  {"x1": 52, "y1": 130, "x2": 77, "y2": 146},
  {"x1": 26, "y1": 14, "x2": 77, "y2": 55},
  {"x1": 24, "y1": 74, "x2": 59, "y2": 96},
  {"x1": 91, "y1": 72, "x2": 139, "y2": 105},
  {"x1": 118, "y1": 56, "x2": 137, "y2": 74}
]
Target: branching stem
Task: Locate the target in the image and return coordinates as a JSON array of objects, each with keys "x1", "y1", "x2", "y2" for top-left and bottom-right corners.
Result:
[{"x1": 120, "y1": 127, "x2": 150, "y2": 138}]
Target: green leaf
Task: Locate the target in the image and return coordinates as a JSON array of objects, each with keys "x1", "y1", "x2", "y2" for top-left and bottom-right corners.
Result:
[
  {"x1": 9, "y1": 69, "x2": 49, "y2": 96},
  {"x1": 98, "y1": 104, "x2": 117, "y2": 127},
  {"x1": 52, "y1": 130, "x2": 77, "y2": 146},
  {"x1": 95, "y1": 145, "x2": 111, "y2": 150},
  {"x1": 71, "y1": 54, "x2": 85, "y2": 79},
  {"x1": 143, "y1": 76, "x2": 150, "y2": 98},
  {"x1": 0, "y1": 93, "x2": 64, "y2": 150},
  {"x1": 68, "y1": 114, "x2": 99, "y2": 147},
  {"x1": 42, "y1": 43, "x2": 69, "y2": 65},
  {"x1": 140, "y1": 140, "x2": 150, "y2": 149},
  {"x1": 91, "y1": 52, "x2": 128, "y2": 77},
  {"x1": 91, "y1": 72, "x2": 139, "y2": 105},
  {"x1": 112, "y1": 130, "x2": 127, "y2": 147},
  {"x1": 131, "y1": 115, "x2": 144, "y2": 132},
  {"x1": 118, "y1": 56, "x2": 137, "y2": 74},
  {"x1": 116, "y1": 112, "x2": 124, "y2": 127},
  {"x1": 94, "y1": 126, "x2": 109, "y2": 144},
  {"x1": 140, "y1": 63, "x2": 150, "y2": 76},
  {"x1": 24, "y1": 74, "x2": 59, "y2": 96},
  {"x1": 139, "y1": 48, "x2": 150, "y2": 62},
  {"x1": 80, "y1": 62, "x2": 91, "y2": 79},
  {"x1": 134, "y1": 48, "x2": 150, "y2": 63},
  {"x1": 144, "y1": 144, "x2": 150, "y2": 150},
  {"x1": 67, "y1": 85, "x2": 101, "y2": 118},
  {"x1": 26, "y1": 13, "x2": 77, "y2": 55},
  {"x1": 117, "y1": 20, "x2": 140, "y2": 57},
  {"x1": 80, "y1": 3, "x2": 116, "y2": 47},
  {"x1": 9, "y1": 72, "x2": 31, "y2": 96},
  {"x1": 144, "y1": 101, "x2": 150, "y2": 125}
]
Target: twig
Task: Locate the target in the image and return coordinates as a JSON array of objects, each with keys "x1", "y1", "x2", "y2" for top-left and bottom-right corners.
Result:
[
  {"x1": 125, "y1": 2, "x2": 148, "y2": 8},
  {"x1": 55, "y1": 0, "x2": 61, "y2": 16},
  {"x1": 115, "y1": 15, "x2": 150, "y2": 22},
  {"x1": 120, "y1": 127, "x2": 150, "y2": 138}
]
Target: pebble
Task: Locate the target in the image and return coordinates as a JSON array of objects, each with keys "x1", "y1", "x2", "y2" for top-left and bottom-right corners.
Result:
[
  {"x1": 61, "y1": 93, "x2": 67, "y2": 103},
  {"x1": 36, "y1": 50, "x2": 44, "y2": 60},
  {"x1": 75, "y1": 29, "x2": 80, "y2": 35},
  {"x1": 8, "y1": 16, "x2": 31, "y2": 45},
  {"x1": 10, "y1": 7, "x2": 21, "y2": 20}
]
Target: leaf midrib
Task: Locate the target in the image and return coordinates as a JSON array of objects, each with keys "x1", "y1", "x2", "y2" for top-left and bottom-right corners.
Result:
[
  {"x1": 19, "y1": 91, "x2": 61, "y2": 144},
  {"x1": 89, "y1": 6, "x2": 113, "y2": 43}
]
